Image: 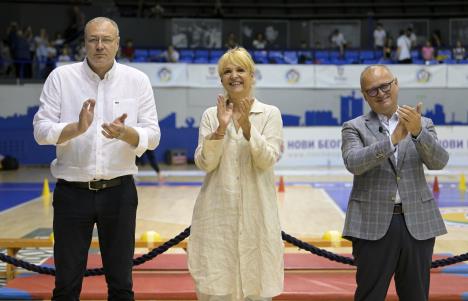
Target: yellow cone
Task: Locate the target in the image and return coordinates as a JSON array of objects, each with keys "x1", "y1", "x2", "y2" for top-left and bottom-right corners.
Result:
[
  {"x1": 42, "y1": 178, "x2": 50, "y2": 198},
  {"x1": 459, "y1": 174, "x2": 466, "y2": 192},
  {"x1": 140, "y1": 230, "x2": 162, "y2": 244},
  {"x1": 322, "y1": 230, "x2": 342, "y2": 247},
  {"x1": 49, "y1": 232, "x2": 54, "y2": 244}
]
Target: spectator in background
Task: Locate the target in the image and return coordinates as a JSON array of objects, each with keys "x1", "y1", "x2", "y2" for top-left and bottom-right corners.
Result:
[
  {"x1": 407, "y1": 26, "x2": 417, "y2": 48},
  {"x1": 373, "y1": 23, "x2": 386, "y2": 50},
  {"x1": 52, "y1": 32, "x2": 65, "y2": 48},
  {"x1": 397, "y1": 29, "x2": 412, "y2": 64},
  {"x1": 11, "y1": 28, "x2": 32, "y2": 78},
  {"x1": 121, "y1": 39, "x2": 135, "y2": 61},
  {"x1": 74, "y1": 42, "x2": 86, "y2": 61},
  {"x1": 57, "y1": 45, "x2": 72, "y2": 62},
  {"x1": 35, "y1": 38, "x2": 49, "y2": 78},
  {"x1": 0, "y1": 40, "x2": 14, "y2": 77},
  {"x1": 34, "y1": 28, "x2": 48, "y2": 49},
  {"x1": 382, "y1": 37, "x2": 394, "y2": 61},
  {"x1": 453, "y1": 40, "x2": 466, "y2": 62},
  {"x1": 24, "y1": 26, "x2": 36, "y2": 63},
  {"x1": 330, "y1": 29, "x2": 347, "y2": 58},
  {"x1": 421, "y1": 40, "x2": 435, "y2": 64},
  {"x1": 252, "y1": 32, "x2": 267, "y2": 49},
  {"x1": 224, "y1": 32, "x2": 238, "y2": 49},
  {"x1": 161, "y1": 45, "x2": 179, "y2": 63}
]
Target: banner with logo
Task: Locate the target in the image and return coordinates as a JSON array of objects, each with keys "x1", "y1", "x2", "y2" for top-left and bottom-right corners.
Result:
[
  {"x1": 187, "y1": 64, "x2": 222, "y2": 87},
  {"x1": 314, "y1": 65, "x2": 363, "y2": 88},
  {"x1": 446, "y1": 65, "x2": 468, "y2": 88},
  {"x1": 279, "y1": 126, "x2": 468, "y2": 167},
  {"x1": 127, "y1": 63, "x2": 188, "y2": 87},
  {"x1": 387, "y1": 65, "x2": 447, "y2": 88},
  {"x1": 255, "y1": 65, "x2": 315, "y2": 88}
]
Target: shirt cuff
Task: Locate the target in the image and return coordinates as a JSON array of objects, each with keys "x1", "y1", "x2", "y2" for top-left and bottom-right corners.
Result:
[
  {"x1": 50, "y1": 122, "x2": 69, "y2": 145},
  {"x1": 202, "y1": 136, "x2": 224, "y2": 157},
  {"x1": 133, "y1": 126, "x2": 149, "y2": 157},
  {"x1": 411, "y1": 129, "x2": 422, "y2": 141}
]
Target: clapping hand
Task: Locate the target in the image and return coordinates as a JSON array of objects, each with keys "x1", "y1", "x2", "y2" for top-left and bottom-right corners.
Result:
[
  {"x1": 78, "y1": 99, "x2": 96, "y2": 134},
  {"x1": 101, "y1": 113, "x2": 127, "y2": 140},
  {"x1": 216, "y1": 94, "x2": 233, "y2": 132},
  {"x1": 398, "y1": 102, "x2": 422, "y2": 136}
]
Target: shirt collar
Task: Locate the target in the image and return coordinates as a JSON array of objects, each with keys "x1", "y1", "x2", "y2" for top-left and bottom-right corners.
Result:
[
  {"x1": 250, "y1": 98, "x2": 263, "y2": 113},
  {"x1": 377, "y1": 106, "x2": 399, "y2": 125},
  {"x1": 83, "y1": 58, "x2": 117, "y2": 81}
]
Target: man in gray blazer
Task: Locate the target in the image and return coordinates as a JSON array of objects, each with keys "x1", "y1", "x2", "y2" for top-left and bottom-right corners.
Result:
[{"x1": 341, "y1": 65, "x2": 449, "y2": 301}]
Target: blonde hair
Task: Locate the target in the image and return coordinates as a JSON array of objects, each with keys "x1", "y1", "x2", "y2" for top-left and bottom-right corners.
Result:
[{"x1": 217, "y1": 47, "x2": 255, "y2": 78}]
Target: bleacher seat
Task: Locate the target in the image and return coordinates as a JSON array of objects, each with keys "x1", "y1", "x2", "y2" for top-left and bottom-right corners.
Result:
[
  {"x1": 360, "y1": 50, "x2": 374, "y2": 60},
  {"x1": 134, "y1": 49, "x2": 149, "y2": 62},
  {"x1": 374, "y1": 50, "x2": 383, "y2": 59},
  {"x1": 253, "y1": 50, "x2": 268, "y2": 64},
  {"x1": 283, "y1": 51, "x2": 298, "y2": 64},
  {"x1": 148, "y1": 49, "x2": 163, "y2": 62},
  {"x1": 268, "y1": 50, "x2": 285, "y2": 64},
  {"x1": 344, "y1": 50, "x2": 359, "y2": 64},
  {"x1": 314, "y1": 50, "x2": 329, "y2": 61},
  {"x1": 179, "y1": 49, "x2": 194, "y2": 62},
  {"x1": 210, "y1": 50, "x2": 223, "y2": 63},
  {"x1": 329, "y1": 51, "x2": 341, "y2": 60},
  {"x1": 411, "y1": 50, "x2": 420, "y2": 60},
  {"x1": 193, "y1": 57, "x2": 209, "y2": 64}
]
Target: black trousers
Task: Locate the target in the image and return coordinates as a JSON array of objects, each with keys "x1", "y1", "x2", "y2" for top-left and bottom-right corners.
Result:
[
  {"x1": 52, "y1": 175, "x2": 137, "y2": 301},
  {"x1": 352, "y1": 214, "x2": 435, "y2": 301}
]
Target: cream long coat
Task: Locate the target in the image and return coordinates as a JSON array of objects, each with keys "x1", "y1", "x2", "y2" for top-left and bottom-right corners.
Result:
[{"x1": 188, "y1": 99, "x2": 284, "y2": 299}]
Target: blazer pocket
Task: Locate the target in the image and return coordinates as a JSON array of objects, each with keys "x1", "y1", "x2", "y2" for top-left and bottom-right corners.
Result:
[
  {"x1": 420, "y1": 191, "x2": 434, "y2": 203},
  {"x1": 113, "y1": 98, "x2": 138, "y2": 126}
]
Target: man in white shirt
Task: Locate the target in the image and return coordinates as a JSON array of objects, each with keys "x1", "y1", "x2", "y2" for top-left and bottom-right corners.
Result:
[
  {"x1": 33, "y1": 17, "x2": 160, "y2": 301},
  {"x1": 397, "y1": 29, "x2": 412, "y2": 64},
  {"x1": 373, "y1": 23, "x2": 386, "y2": 50}
]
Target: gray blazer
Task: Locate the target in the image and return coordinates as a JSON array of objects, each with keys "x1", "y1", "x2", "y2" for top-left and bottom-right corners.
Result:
[{"x1": 341, "y1": 111, "x2": 449, "y2": 241}]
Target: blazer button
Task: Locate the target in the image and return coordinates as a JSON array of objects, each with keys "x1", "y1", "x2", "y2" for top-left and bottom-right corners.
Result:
[{"x1": 396, "y1": 176, "x2": 401, "y2": 181}]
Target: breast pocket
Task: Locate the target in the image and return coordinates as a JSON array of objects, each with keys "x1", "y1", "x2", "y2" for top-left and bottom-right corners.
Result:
[{"x1": 113, "y1": 98, "x2": 138, "y2": 126}]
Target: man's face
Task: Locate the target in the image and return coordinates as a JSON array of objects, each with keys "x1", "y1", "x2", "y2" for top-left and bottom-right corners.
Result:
[
  {"x1": 85, "y1": 21, "x2": 119, "y2": 72},
  {"x1": 361, "y1": 67, "x2": 399, "y2": 117}
]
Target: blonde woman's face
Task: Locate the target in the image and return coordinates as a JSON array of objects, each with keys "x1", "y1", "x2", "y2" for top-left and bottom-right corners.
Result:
[{"x1": 220, "y1": 63, "x2": 253, "y2": 97}]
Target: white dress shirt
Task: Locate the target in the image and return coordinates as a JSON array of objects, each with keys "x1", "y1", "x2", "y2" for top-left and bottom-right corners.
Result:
[
  {"x1": 33, "y1": 59, "x2": 160, "y2": 181},
  {"x1": 378, "y1": 111, "x2": 401, "y2": 204},
  {"x1": 188, "y1": 99, "x2": 284, "y2": 298}
]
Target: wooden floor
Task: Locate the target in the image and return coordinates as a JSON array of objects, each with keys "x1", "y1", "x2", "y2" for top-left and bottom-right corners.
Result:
[{"x1": 1, "y1": 165, "x2": 468, "y2": 256}]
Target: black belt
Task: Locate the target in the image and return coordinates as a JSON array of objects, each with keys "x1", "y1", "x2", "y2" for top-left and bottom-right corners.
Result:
[
  {"x1": 393, "y1": 203, "x2": 404, "y2": 214},
  {"x1": 57, "y1": 175, "x2": 128, "y2": 191}
]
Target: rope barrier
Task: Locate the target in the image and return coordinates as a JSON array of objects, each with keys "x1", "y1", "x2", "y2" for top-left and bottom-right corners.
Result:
[{"x1": 1, "y1": 227, "x2": 467, "y2": 276}]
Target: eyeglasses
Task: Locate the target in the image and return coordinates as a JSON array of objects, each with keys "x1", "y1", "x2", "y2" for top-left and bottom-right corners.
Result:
[
  {"x1": 365, "y1": 79, "x2": 395, "y2": 97},
  {"x1": 86, "y1": 36, "x2": 116, "y2": 45}
]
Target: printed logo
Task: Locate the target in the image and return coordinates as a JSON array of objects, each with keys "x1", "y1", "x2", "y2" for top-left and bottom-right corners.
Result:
[
  {"x1": 416, "y1": 69, "x2": 431, "y2": 83},
  {"x1": 157, "y1": 67, "x2": 172, "y2": 82},
  {"x1": 286, "y1": 69, "x2": 300, "y2": 84}
]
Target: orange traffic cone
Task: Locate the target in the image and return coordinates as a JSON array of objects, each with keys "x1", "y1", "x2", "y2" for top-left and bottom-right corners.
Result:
[
  {"x1": 432, "y1": 176, "x2": 440, "y2": 194},
  {"x1": 278, "y1": 176, "x2": 285, "y2": 193}
]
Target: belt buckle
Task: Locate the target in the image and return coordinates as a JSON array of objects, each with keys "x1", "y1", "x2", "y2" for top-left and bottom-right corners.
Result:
[{"x1": 88, "y1": 181, "x2": 100, "y2": 191}]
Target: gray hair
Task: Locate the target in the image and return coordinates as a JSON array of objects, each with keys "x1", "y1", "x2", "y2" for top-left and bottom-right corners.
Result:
[
  {"x1": 360, "y1": 64, "x2": 394, "y2": 88},
  {"x1": 84, "y1": 17, "x2": 120, "y2": 38}
]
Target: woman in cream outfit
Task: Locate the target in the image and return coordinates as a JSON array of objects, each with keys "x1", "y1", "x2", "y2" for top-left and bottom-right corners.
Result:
[{"x1": 188, "y1": 47, "x2": 284, "y2": 301}]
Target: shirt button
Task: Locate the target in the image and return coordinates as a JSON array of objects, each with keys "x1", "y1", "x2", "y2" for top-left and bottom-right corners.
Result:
[{"x1": 396, "y1": 176, "x2": 401, "y2": 181}]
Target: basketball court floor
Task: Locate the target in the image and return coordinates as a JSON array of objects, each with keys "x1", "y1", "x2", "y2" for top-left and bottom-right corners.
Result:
[{"x1": 1, "y1": 164, "x2": 467, "y2": 299}]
